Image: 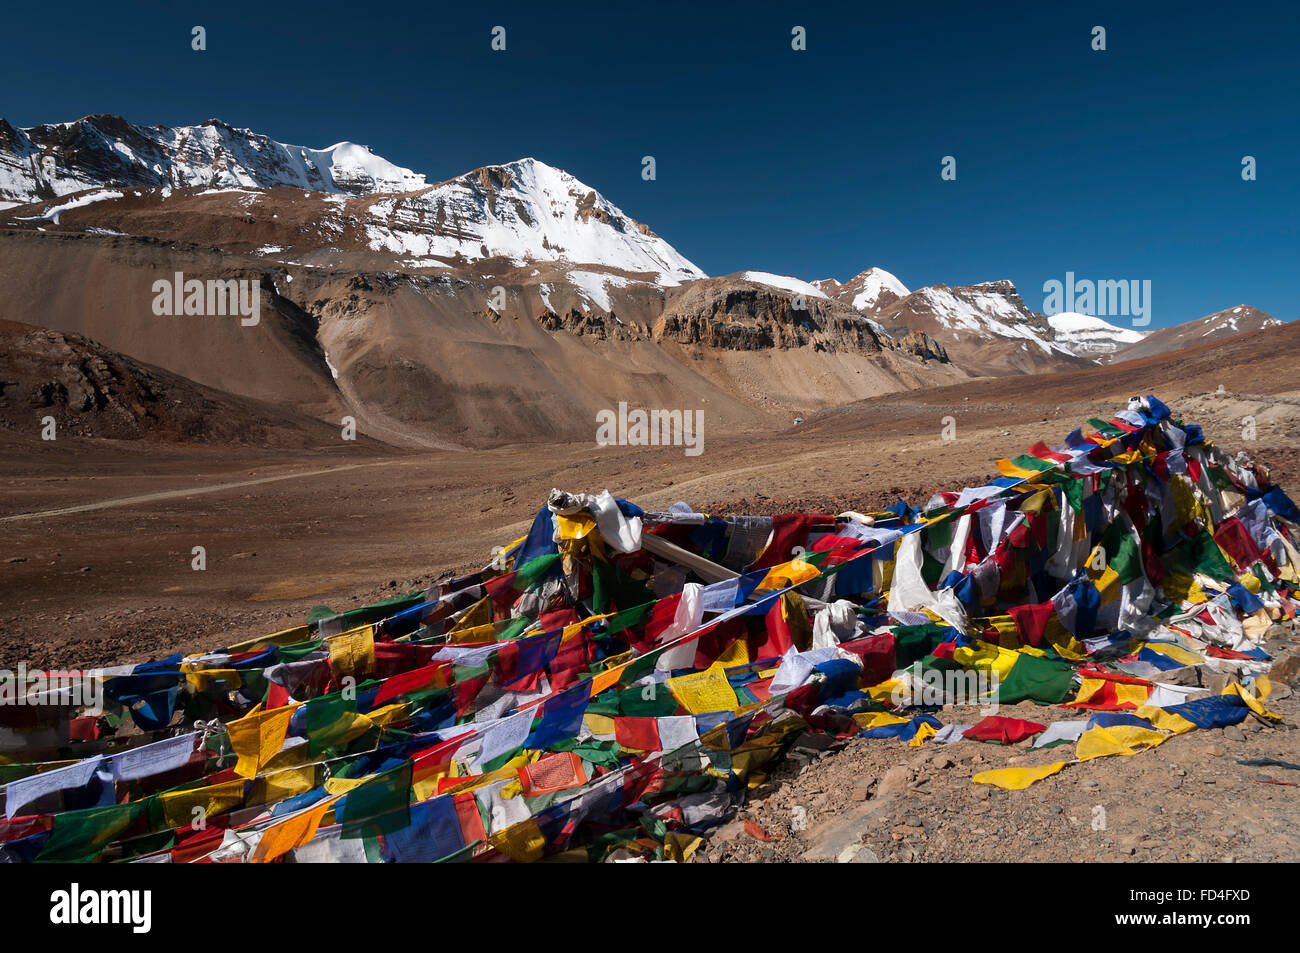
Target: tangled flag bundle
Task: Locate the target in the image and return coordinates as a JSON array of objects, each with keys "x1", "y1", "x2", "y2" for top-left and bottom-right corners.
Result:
[{"x1": 1, "y1": 395, "x2": 1295, "y2": 863}]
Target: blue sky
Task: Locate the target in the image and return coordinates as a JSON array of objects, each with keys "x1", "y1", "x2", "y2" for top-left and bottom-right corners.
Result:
[{"x1": 4, "y1": 1, "x2": 1297, "y2": 328}]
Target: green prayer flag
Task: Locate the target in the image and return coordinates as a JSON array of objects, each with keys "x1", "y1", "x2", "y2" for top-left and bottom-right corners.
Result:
[
  {"x1": 515, "y1": 553, "x2": 562, "y2": 591},
  {"x1": 306, "y1": 694, "x2": 359, "y2": 755},
  {"x1": 277, "y1": 638, "x2": 326, "y2": 663},
  {"x1": 893, "y1": 623, "x2": 950, "y2": 669},
  {"x1": 996, "y1": 653, "x2": 1074, "y2": 705},
  {"x1": 606, "y1": 600, "x2": 654, "y2": 635},
  {"x1": 37, "y1": 800, "x2": 149, "y2": 863},
  {"x1": 339, "y1": 759, "x2": 413, "y2": 840},
  {"x1": 496, "y1": 616, "x2": 533, "y2": 642}
]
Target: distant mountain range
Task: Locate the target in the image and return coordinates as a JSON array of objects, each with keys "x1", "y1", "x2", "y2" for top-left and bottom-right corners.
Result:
[
  {"x1": 0, "y1": 114, "x2": 1287, "y2": 448},
  {"x1": 0, "y1": 114, "x2": 428, "y2": 201}
]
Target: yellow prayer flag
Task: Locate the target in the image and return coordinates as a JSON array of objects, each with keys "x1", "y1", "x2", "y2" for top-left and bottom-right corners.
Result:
[
  {"x1": 160, "y1": 779, "x2": 247, "y2": 828},
  {"x1": 985, "y1": 615, "x2": 1020, "y2": 649},
  {"x1": 757, "y1": 558, "x2": 822, "y2": 590},
  {"x1": 1222, "y1": 682, "x2": 1280, "y2": 720},
  {"x1": 366, "y1": 702, "x2": 413, "y2": 727},
  {"x1": 909, "y1": 722, "x2": 937, "y2": 746},
  {"x1": 853, "y1": 712, "x2": 911, "y2": 729},
  {"x1": 953, "y1": 641, "x2": 1019, "y2": 680},
  {"x1": 1020, "y1": 488, "x2": 1054, "y2": 516},
  {"x1": 1133, "y1": 705, "x2": 1198, "y2": 735},
  {"x1": 248, "y1": 766, "x2": 320, "y2": 807},
  {"x1": 227, "y1": 705, "x2": 298, "y2": 779},
  {"x1": 448, "y1": 596, "x2": 492, "y2": 635},
  {"x1": 411, "y1": 758, "x2": 459, "y2": 802},
  {"x1": 1140, "y1": 642, "x2": 1203, "y2": 666},
  {"x1": 324, "y1": 774, "x2": 372, "y2": 795},
  {"x1": 224, "y1": 624, "x2": 313, "y2": 655},
  {"x1": 488, "y1": 817, "x2": 546, "y2": 862},
  {"x1": 666, "y1": 665, "x2": 738, "y2": 715},
  {"x1": 583, "y1": 713, "x2": 617, "y2": 737},
  {"x1": 865, "y1": 678, "x2": 905, "y2": 702},
  {"x1": 184, "y1": 668, "x2": 242, "y2": 694},
  {"x1": 716, "y1": 637, "x2": 750, "y2": 666},
  {"x1": 555, "y1": 513, "x2": 596, "y2": 542},
  {"x1": 328, "y1": 625, "x2": 375, "y2": 681},
  {"x1": 1076, "y1": 724, "x2": 1169, "y2": 761},
  {"x1": 450, "y1": 622, "x2": 498, "y2": 644},
  {"x1": 664, "y1": 832, "x2": 704, "y2": 863},
  {"x1": 971, "y1": 761, "x2": 1070, "y2": 790}
]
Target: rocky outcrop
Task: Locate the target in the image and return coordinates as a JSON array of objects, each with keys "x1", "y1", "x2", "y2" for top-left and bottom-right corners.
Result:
[
  {"x1": 0, "y1": 319, "x2": 355, "y2": 446},
  {"x1": 534, "y1": 308, "x2": 646, "y2": 341},
  {"x1": 896, "y1": 330, "x2": 949, "y2": 363},
  {"x1": 652, "y1": 278, "x2": 892, "y2": 353}
]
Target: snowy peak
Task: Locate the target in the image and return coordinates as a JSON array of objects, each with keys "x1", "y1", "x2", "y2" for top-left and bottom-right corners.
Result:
[
  {"x1": 0, "y1": 114, "x2": 427, "y2": 203},
  {"x1": 846, "y1": 267, "x2": 911, "y2": 314},
  {"x1": 293, "y1": 139, "x2": 427, "y2": 195},
  {"x1": 1045, "y1": 311, "x2": 1144, "y2": 357},
  {"x1": 817, "y1": 267, "x2": 910, "y2": 316},
  {"x1": 361, "y1": 156, "x2": 705, "y2": 283},
  {"x1": 867, "y1": 279, "x2": 1089, "y2": 374},
  {"x1": 903, "y1": 282, "x2": 1058, "y2": 346}
]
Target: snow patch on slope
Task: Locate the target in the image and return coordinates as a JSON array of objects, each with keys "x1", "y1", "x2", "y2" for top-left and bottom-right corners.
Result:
[
  {"x1": 18, "y1": 189, "x2": 122, "y2": 224},
  {"x1": 567, "y1": 270, "x2": 634, "y2": 313},
  {"x1": 738, "y1": 272, "x2": 829, "y2": 300}
]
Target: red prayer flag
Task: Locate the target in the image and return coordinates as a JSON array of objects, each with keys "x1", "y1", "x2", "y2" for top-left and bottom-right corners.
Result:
[
  {"x1": 614, "y1": 716, "x2": 661, "y2": 752},
  {"x1": 1008, "y1": 601, "x2": 1055, "y2": 647},
  {"x1": 963, "y1": 716, "x2": 1047, "y2": 744}
]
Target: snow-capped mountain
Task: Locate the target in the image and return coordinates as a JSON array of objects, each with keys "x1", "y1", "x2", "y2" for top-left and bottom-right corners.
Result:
[
  {"x1": 1, "y1": 114, "x2": 1279, "y2": 376},
  {"x1": 816, "y1": 275, "x2": 1160, "y2": 370},
  {"x1": 1045, "y1": 311, "x2": 1145, "y2": 357},
  {"x1": 0, "y1": 114, "x2": 427, "y2": 204},
  {"x1": 880, "y1": 281, "x2": 1070, "y2": 350},
  {"x1": 731, "y1": 272, "x2": 1091, "y2": 371},
  {"x1": 360, "y1": 157, "x2": 704, "y2": 283},
  {"x1": 0, "y1": 115, "x2": 705, "y2": 284},
  {"x1": 816, "y1": 268, "x2": 910, "y2": 315}
]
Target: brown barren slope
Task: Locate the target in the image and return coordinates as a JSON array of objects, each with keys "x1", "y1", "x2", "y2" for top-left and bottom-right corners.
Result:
[{"x1": 0, "y1": 318, "x2": 388, "y2": 450}]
